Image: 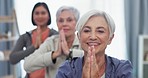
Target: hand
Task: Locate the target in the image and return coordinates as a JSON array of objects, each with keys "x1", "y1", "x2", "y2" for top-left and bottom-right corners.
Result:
[
  {"x1": 52, "y1": 30, "x2": 65, "y2": 59},
  {"x1": 52, "y1": 29, "x2": 70, "y2": 60},
  {"x1": 34, "y1": 27, "x2": 42, "y2": 48},
  {"x1": 82, "y1": 46, "x2": 99, "y2": 78},
  {"x1": 52, "y1": 29, "x2": 68, "y2": 59},
  {"x1": 60, "y1": 29, "x2": 69, "y2": 56},
  {"x1": 52, "y1": 31, "x2": 62, "y2": 59}
]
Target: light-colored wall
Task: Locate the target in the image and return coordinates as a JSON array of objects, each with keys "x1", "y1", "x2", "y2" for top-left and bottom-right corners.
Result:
[{"x1": 14, "y1": 0, "x2": 127, "y2": 77}]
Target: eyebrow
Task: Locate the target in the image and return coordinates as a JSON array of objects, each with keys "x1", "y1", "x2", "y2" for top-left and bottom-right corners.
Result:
[
  {"x1": 83, "y1": 26, "x2": 90, "y2": 29},
  {"x1": 59, "y1": 16, "x2": 74, "y2": 19},
  {"x1": 83, "y1": 25, "x2": 105, "y2": 29}
]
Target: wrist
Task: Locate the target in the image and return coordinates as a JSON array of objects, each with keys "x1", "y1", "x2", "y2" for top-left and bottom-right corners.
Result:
[
  {"x1": 52, "y1": 51, "x2": 57, "y2": 64},
  {"x1": 52, "y1": 51, "x2": 59, "y2": 59}
]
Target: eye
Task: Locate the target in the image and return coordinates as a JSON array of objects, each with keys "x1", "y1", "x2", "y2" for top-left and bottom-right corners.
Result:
[
  {"x1": 58, "y1": 19, "x2": 64, "y2": 23},
  {"x1": 82, "y1": 28, "x2": 91, "y2": 33},
  {"x1": 67, "y1": 18, "x2": 73, "y2": 22},
  {"x1": 41, "y1": 11, "x2": 46, "y2": 15},
  {"x1": 97, "y1": 29, "x2": 105, "y2": 33},
  {"x1": 34, "y1": 11, "x2": 39, "y2": 15}
]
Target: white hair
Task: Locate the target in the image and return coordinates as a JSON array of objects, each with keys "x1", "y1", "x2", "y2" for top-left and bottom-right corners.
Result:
[
  {"x1": 76, "y1": 10, "x2": 115, "y2": 37},
  {"x1": 56, "y1": 6, "x2": 80, "y2": 22}
]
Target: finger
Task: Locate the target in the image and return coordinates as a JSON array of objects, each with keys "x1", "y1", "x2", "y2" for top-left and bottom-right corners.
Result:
[
  {"x1": 91, "y1": 46, "x2": 95, "y2": 55},
  {"x1": 82, "y1": 46, "x2": 92, "y2": 78},
  {"x1": 90, "y1": 46, "x2": 99, "y2": 77},
  {"x1": 60, "y1": 29, "x2": 65, "y2": 42},
  {"x1": 61, "y1": 43, "x2": 69, "y2": 55},
  {"x1": 60, "y1": 29, "x2": 69, "y2": 55},
  {"x1": 85, "y1": 46, "x2": 91, "y2": 69},
  {"x1": 83, "y1": 56, "x2": 91, "y2": 78},
  {"x1": 59, "y1": 30, "x2": 62, "y2": 41},
  {"x1": 91, "y1": 46, "x2": 96, "y2": 62},
  {"x1": 90, "y1": 46, "x2": 97, "y2": 67},
  {"x1": 57, "y1": 30, "x2": 62, "y2": 54},
  {"x1": 87, "y1": 46, "x2": 91, "y2": 57}
]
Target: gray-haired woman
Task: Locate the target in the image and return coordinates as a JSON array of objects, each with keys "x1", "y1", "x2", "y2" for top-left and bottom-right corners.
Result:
[
  {"x1": 56, "y1": 10, "x2": 133, "y2": 78},
  {"x1": 24, "y1": 6, "x2": 84, "y2": 78}
]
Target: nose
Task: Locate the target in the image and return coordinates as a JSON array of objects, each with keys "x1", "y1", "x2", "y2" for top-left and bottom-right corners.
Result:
[
  {"x1": 38, "y1": 13, "x2": 43, "y2": 18},
  {"x1": 62, "y1": 20, "x2": 68, "y2": 26},
  {"x1": 90, "y1": 32, "x2": 97, "y2": 40}
]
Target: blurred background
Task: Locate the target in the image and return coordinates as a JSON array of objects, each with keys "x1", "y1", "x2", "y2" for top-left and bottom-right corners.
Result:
[{"x1": 0, "y1": 0, "x2": 148, "y2": 78}]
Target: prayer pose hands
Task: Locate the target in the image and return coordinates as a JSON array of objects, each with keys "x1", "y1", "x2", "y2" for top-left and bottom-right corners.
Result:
[
  {"x1": 52, "y1": 29, "x2": 70, "y2": 59},
  {"x1": 82, "y1": 46, "x2": 105, "y2": 78}
]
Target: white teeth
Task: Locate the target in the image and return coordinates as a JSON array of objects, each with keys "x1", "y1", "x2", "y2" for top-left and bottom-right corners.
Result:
[{"x1": 88, "y1": 42, "x2": 98, "y2": 46}]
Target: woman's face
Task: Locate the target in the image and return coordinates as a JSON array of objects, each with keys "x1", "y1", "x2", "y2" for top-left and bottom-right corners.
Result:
[
  {"x1": 79, "y1": 16, "x2": 113, "y2": 55},
  {"x1": 33, "y1": 6, "x2": 49, "y2": 26},
  {"x1": 57, "y1": 10, "x2": 76, "y2": 37}
]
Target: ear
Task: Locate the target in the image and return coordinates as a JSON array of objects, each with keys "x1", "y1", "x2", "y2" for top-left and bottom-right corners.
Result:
[{"x1": 108, "y1": 34, "x2": 114, "y2": 45}]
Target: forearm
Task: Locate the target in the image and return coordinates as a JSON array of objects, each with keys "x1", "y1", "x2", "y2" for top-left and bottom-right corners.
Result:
[
  {"x1": 9, "y1": 45, "x2": 36, "y2": 64},
  {"x1": 24, "y1": 51, "x2": 54, "y2": 73}
]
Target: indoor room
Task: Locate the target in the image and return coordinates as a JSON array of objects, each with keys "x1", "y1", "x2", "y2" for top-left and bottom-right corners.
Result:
[{"x1": 0, "y1": 0, "x2": 148, "y2": 78}]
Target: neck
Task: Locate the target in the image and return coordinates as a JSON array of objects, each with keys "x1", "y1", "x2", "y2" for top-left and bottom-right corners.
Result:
[
  {"x1": 36, "y1": 26, "x2": 48, "y2": 32},
  {"x1": 96, "y1": 54, "x2": 106, "y2": 77},
  {"x1": 96, "y1": 54, "x2": 105, "y2": 64}
]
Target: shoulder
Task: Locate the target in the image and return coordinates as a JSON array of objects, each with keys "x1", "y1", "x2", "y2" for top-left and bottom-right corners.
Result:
[
  {"x1": 106, "y1": 55, "x2": 133, "y2": 77},
  {"x1": 107, "y1": 56, "x2": 132, "y2": 65},
  {"x1": 107, "y1": 56, "x2": 132, "y2": 68},
  {"x1": 45, "y1": 35, "x2": 59, "y2": 42},
  {"x1": 17, "y1": 31, "x2": 32, "y2": 41},
  {"x1": 20, "y1": 32, "x2": 30, "y2": 37},
  {"x1": 50, "y1": 28, "x2": 59, "y2": 35},
  {"x1": 41, "y1": 35, "x2": 59, "y2": 49}
]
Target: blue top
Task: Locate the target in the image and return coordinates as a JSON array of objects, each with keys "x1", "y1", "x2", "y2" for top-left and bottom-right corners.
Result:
[{"x1": 56, "y1": 55, "x2": 133, "y2": 78}]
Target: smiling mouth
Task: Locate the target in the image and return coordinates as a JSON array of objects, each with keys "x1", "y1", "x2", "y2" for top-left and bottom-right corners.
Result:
[
  {"x1": 63, "y1": 29, "x2": 69, "y2": 32},
  {"x1": 87, "y1": 42, "x2": 100, "y2": 46}
]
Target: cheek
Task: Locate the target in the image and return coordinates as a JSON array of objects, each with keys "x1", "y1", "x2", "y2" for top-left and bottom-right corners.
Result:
[
  {"x1": 57, "y1": 23, "x2": 62, "y2": 30},
  {"x1": 44, "y1": 16, "x2": 49, "y2": 21},
  {"x1": 79, "y1": 35, "x2": 87, "y2": 45},
  {"x1": 71, "y1": 25, "x2": 75, "y2": 29},
  {"x1": 79, "y1": 37, "x2": 88, "y2": 52},
  {"x1": 33, "y1": 16, "x2": 37, "y2": 21},
  {"x1": 80, "y1": 32, "x2": 88, "y2": 39},
  {"x1": 69, "y1": 23, "x2": 76, "y2": 29},
  {"x1": 71, "y1": 21, "x2": 76, "y2": 26},
  {"x1": 101, "y1": 36, "x2": 110, "y2": 45}
]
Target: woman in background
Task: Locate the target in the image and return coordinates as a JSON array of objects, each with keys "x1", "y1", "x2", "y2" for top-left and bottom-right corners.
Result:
[
  {"x1": 56, "y1": 10, "x2": 133, "y2": 78},
  {"x1": 9, "y1": 2, "x2": 58, "y2": 78},
  {"x1": 24, "y1": 6, "x2": 84, "y2": 78}
]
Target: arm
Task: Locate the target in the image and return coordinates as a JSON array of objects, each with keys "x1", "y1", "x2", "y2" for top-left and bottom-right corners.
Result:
[
  {"x1": 9, "y1": 34, "x2": 36, "y2": 64},
  {"x1": 24, "y1": 37, "x2": 56, "y2": 73}
]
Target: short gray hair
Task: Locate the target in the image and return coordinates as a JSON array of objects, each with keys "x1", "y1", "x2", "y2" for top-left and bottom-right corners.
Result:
[
  {"x1": 56, "y1": 6, "x2": 80, "y2": 22},
  {"x1": 76, "y1": 10, "x2": 115, "y2": 37}
]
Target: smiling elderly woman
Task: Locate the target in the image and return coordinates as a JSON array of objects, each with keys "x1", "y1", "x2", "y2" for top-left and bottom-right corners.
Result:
[{"x1": 56, "y1": 10, "x2": 133, "y2": 78}]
